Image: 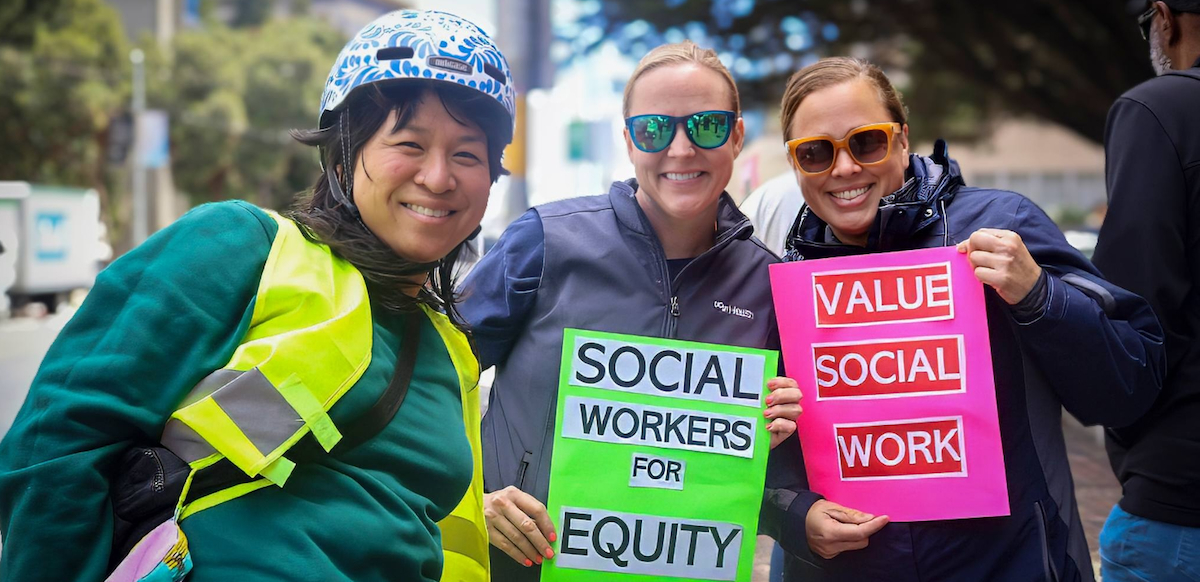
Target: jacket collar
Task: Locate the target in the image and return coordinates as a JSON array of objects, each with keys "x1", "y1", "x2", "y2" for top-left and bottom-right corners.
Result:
[{"x1": 784, "y1": 139, "x2": 965, "y2": 260}]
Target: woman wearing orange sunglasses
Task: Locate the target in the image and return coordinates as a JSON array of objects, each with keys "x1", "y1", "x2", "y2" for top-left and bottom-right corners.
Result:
[{"x1": 771, "y1": 57, "x2": 1165, "y2": 582}]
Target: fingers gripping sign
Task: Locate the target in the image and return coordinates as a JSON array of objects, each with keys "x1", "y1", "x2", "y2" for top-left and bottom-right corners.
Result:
[
  {"x1": 956, "y1": 228, "x2": 1042, "y2": 306},
  {"x1": 805, "y1": 499, "x2": 890, "y2": 559},
  {"x1": 484, "y1": 486, "x2": 558, "y2": 567},
  {"x1": 764, "y1": 377, "x2": 803, "y2": 449}
]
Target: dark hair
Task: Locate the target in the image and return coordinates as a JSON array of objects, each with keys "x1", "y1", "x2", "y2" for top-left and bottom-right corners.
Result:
[{"x1": 286, "y1": 82, "x2": 508, "y2": 325}]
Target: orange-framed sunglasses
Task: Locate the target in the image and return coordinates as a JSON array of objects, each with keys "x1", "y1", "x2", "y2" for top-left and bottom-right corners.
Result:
[{"x1": 785, "y1": 122, "x2": 903, "y2": 176}]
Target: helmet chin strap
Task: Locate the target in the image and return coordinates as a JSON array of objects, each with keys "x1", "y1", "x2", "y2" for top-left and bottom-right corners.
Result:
[
  {"x1": 327, "y1": 108, "x2": 359, "y2": 215},
  {"x1": 326, "y1": 165, "x2": 355, "y2": 212}
]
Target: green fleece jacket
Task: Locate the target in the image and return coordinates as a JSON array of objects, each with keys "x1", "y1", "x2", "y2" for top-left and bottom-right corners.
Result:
[{"x1": 0, "y1": 201, "x2": 472, "y2": 581}]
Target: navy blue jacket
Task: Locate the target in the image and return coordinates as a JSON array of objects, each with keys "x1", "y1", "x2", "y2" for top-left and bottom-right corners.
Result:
[{"x1": 777, "y1": 146, "x2": 1165, "y2": 582}]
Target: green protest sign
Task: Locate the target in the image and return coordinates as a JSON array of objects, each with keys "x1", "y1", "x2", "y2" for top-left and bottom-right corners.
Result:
[{"x1": 542, "y1": 329, "x2": 778, "y2": 582}]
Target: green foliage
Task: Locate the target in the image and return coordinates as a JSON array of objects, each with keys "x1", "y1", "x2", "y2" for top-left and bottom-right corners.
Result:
[
  {"x1": 0, "y1": 0, "x2": 129, "y2": 188},
  {"x1": 147, "y1": 17, "x2": 346, "y2": 208},
  {"x1": 0, "y1": 0, "x2": 346, "y2": 224},
  {"x1": 0, "y1": 0, "x2": 69, "y2": 48},
  {"x1": 231, "y1": 0, "x2": 273, "y2": 28}
]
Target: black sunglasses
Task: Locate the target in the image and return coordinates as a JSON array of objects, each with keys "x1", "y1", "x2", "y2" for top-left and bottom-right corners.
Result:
[{"x1": 1138, "y1": 2, "x2": 1158, "y2": 41}]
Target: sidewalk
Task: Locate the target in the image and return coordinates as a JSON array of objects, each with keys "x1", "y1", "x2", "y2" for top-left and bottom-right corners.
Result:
[
  {"x1": 1063, "y1": 416, "x2": 1121, "y2": 578},
  {"x1": 0, "y1": 313, "x2": 70, "y2": 436}
]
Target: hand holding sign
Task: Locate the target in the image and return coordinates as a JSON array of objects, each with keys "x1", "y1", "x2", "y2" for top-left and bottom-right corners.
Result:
[
  {"x1": 805, "y1": 499, "x2": 889, "y2": 559},
  {"x1": 484, "y1": 486, "x2": 557, "y2": 567},
  {"x1": 765, "y1": 377, "x2": 803, "y2": 449},
  {"x1": 770, "y1": 246, "x2": 1009, "y2": 522},
  {"x1": 956, "y1": 228, "x2": 1042, "y2": 305},
  {"x1": 545, "y1": 330, "x2": 778, "y2": 581}
]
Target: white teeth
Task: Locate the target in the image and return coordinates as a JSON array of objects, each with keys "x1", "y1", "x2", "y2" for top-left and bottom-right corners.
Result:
[
  {"x1": 831, "y1": 186, "x2": 870, "y2": 200},
  {"x1": 665, "y1": 172, "x2": 702, "y2": 181},
  {"x1": 404, "y1": 203, "x2": 451, "y2": 218}
]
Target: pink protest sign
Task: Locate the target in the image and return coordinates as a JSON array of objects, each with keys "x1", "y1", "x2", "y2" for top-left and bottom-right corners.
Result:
[{"x1": 770, "y1": 246, "x2": 1009, "y2": 522}]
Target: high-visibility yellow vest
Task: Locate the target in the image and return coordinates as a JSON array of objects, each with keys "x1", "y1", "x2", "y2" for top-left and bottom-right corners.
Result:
[{"x1": 159, "y1": 210, "x2": 489, "y2": 581}]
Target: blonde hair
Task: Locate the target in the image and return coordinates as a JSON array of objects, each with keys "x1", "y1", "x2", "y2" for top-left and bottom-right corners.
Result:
[
  {"x1": 622, "y1": 40, "x2": 740, "y2": 118},
  {"x1": 780, "y1": 57, "x2": 907, "y2": 139}
]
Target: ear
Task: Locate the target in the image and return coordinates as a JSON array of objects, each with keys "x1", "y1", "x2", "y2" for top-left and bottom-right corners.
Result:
[
  {"x1": 1156, "y1": 1, "x2": 1179, "y2": 44},
  {"x1": 899, "y1": 124, "x2": 911, "y2": 171},
  {"x1": 731, "y1": 116, "x2": 746, "y2": 158},
  {"x1": 624, "y1": 126, "x2": 635, "y2": 158}
]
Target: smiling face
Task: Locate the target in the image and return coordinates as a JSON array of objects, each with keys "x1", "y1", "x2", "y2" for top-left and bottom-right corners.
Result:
[
  {"x1": 351, "y1": 91, "x2": 492, "y2": 265},
  {"x1": 624, "y1": 63, "x2": 745, "y2": 234},
  {"x1": 787, "y1": 79, "x2": 909, "y2": 246}
]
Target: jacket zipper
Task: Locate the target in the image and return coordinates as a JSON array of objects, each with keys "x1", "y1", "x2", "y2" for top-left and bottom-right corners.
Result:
[
  {"x1": 146, "y1": 448, "x2": 166, "y2": 493},
  {"x1": 658, "y1": 219, "x2": 753, "y2": 338},
  {"x1": 516, "y1": 450, "x2": 533, "y2": 489},
  {"x1": 666, "y1": 295, "x2": 680, "y2": 336}
]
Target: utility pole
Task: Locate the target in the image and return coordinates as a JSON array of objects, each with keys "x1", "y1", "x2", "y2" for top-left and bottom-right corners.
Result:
[
  {"x1": 129, "y1": 48, "x2": 147, "y2": 245},
  {"x1": 496, "y1": 0, "x2": 553, "y2": 225}
]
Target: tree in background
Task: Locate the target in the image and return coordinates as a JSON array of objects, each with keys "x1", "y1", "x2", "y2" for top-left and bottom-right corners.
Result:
[
  {"x1": 0, "y1": 0, "x2": 345, "y2": 243},
  {"x1": 0, "y1": 0, "x2": 130, "y2": 229},
  {"x1": 572, "y1": 0, "x2": 1154, "y2": 143},
  {"x1": 147, "y1": 16, "x2": 344, "y2": 209},
  {"x1": 0, "y1": 0, "x2": 70, "y2": 49}
]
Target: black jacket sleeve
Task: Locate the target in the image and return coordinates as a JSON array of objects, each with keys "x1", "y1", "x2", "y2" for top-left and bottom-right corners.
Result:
[{"x1": 1093, "y1": 96, "x2": 1192, "y2": 378}]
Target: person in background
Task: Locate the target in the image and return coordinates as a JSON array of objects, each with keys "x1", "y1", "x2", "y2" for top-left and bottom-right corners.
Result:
[
  {"x1": 738, "y1": 173, "x2": 804, "y2": 582},
  {"x1": 1092, "y1": 2, "x2": 1200, "y2": 580},
  {"x1": 458, "y1": 41, "x2": 805, "y2": 581},
  {"x1": 0, "y1": 10, "x2": 513, "y2": 581},
  {"x1": 772, "y1": 56, "x2": 1165, "y2": 582},
  {"x1": 739, "y1": 172, "x2": 804, "y2": 256}
]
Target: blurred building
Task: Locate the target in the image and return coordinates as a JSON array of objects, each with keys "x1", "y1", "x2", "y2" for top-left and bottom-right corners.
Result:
[
  {"x1": 945, "y1": 119, "x2": 1106, "y2": 221},
  {"x1": 109, "y1": 0, "x2": 182, "y2": 46}
]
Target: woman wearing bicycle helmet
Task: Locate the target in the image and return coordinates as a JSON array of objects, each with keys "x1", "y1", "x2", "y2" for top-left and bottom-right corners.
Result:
[{"x1": 0, "y1": 10, "x2": 512, "y2": 582}]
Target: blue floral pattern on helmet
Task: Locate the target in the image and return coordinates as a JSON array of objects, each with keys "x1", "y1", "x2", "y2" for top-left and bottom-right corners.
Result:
[{"x1": 319, "y1": 10, "x2": 516, "y2": 139}]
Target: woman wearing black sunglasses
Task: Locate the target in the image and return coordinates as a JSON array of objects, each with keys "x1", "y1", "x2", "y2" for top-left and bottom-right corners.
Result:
[
  {"x1": 772, "y1": 56, "x2": 1165, "y2": 582},
  {"x1": 456, "y1": 41, "x2": 805, "y2": 581}
]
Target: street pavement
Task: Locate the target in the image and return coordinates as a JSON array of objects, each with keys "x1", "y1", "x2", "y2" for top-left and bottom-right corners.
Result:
[
  {"x1": 0, "y1": 315, "x2": 1122, "y2": 579},
  {"x1": 0, "y1": 314, "x2": 69, "y2": 437},
  {"x1": 1063, "y1": 416, "x2": 1121, "y2": 578}
]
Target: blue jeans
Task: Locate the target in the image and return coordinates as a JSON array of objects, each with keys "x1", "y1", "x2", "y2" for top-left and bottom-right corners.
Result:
[
  {"x1": 770, "y1": 541, "x2": 784, "y2": 582},
  {"x1": 1100, "y1": 504, "x2": 1200, "y2": 582}
]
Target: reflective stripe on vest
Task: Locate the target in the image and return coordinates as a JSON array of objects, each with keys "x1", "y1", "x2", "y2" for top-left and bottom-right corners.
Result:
[{"x1": 161, "y1": 210, "x2": 372, "y2": 486}]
